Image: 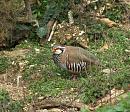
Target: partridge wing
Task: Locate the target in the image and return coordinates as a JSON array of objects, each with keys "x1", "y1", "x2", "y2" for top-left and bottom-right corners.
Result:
[
  {"x1": 64, "y1": 46, "x2": 100, "y2": 65},
  {"x1": 78, "y1": 47, "x2": 101, "y2": 65}
]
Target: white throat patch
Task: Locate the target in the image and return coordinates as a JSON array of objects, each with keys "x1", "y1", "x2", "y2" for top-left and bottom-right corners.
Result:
[{"x1": 55, "y1": 49, "x2": 62, "y2": 54}]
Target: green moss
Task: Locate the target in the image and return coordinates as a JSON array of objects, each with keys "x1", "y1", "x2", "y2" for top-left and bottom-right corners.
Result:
[
  {"x1": 0, "y1": 89, "x2": 10, "y2": 102},
  {"x1": 0, "y1": 89, "x2": 23, "y2": 112},
  {"x1": 0, "y1": 57, "x2": 10, "y2": 74},
  {"x1": 29, "y1": 78, "x2": 77, "y2": 96}
]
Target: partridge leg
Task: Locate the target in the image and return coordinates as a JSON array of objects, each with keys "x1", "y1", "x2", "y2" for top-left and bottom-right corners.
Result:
[{"x1": 71, "y1": 74, "x2": 77, "y2": 80}]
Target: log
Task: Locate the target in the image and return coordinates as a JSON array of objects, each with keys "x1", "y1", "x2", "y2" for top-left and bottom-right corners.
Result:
[{"x1": 34, "y1": 98, "x2": 88, "y2": 111}]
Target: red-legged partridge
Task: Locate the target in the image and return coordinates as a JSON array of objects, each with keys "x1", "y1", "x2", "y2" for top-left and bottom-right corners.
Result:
[{"x1": 52, "y1": 45, "x2": 101, "y2": 79}]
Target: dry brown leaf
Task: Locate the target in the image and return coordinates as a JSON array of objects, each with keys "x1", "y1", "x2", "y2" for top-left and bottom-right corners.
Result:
[
  {"x1": 99, "y1": 18, "x2": 117, "y2": 27},
  {"x1": 64, "y1": 34, "x2": 73, "y2": 40},
  {"x1": 99, "y1": 43, "x2": 109, "y2": 52}
]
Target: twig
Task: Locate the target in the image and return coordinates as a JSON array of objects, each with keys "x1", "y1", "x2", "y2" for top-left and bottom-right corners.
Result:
[
  {"x1": 16, "y1": 75, "x2": 22, "y2": 87},
  {"x1": 68, "y1": 10, "x2": 74, "y2": 25},
  {"x1": 121, "y1": 0, "x2": 130, "y2": 5},
  {"x1": 47, "y1": 20, "x2": 57, "y2": 41}
]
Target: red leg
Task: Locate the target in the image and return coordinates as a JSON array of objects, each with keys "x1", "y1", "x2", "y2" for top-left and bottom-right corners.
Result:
[{"x1": 71, "y1": 74, "x2": 77, "y2": 80}]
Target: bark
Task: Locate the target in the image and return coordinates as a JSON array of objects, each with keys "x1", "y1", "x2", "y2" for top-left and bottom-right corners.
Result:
[{"x1": 24, "y1": 0, "x2": 32, "y2": 22}]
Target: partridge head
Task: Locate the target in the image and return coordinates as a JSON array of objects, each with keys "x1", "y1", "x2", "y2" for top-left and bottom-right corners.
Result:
[{"x1": 52, "y1": 45, "x2": 101, "y2": 78}]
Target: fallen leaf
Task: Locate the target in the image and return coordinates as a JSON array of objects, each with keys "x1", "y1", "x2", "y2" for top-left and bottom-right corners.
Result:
[
  {"x1": 98, "y1": 18, "x2": 117, "y2": 27},
  {"x1": 99, "y1": 43, "x2": 109, "y2": 52},
  {"x1": 64, "y1": 34, "x2": 73, "y2": 40}
]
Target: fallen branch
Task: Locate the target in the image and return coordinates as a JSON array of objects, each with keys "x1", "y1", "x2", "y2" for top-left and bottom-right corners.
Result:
[
  {"x1": 34, "y1": 98, "x2": 88, "y2": 111},
  {"x1": 121, "y1": 0, "x2": 130, "y2": 5},
  {"x1": 47, "y1": 20, "x2": 57, "y2": 41},
  {"x1": 46, "y1": 20, "x2": 55, "y2": 38},
  {"x1": 68, "y1": 10, "x2": 74, "y2": 25}
]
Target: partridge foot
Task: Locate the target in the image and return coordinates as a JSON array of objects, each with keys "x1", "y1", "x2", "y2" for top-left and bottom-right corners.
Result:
[{"x1": 71, "y1": 74, "x2": 77, "y2": 80}]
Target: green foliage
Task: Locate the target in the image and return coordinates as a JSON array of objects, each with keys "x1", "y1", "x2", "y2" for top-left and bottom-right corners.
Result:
[
  {"x1": 104, "y1": 3, "x2": 126, "y2": 22},
  {"x1": 29, "y1": 78, "x2": 76, "y2": 96},
  {"x1": 0, "y1": 89, "x2": 23, "y2": 112},
  {"x1": 43, "y1": 0, "x2": 69, "y2": 23},
  {"x1": 23, "y1": 44, "x2": 53, "y2": 81},
  {"x1": 0, "y1": 57, "x2": 10, "y2": 74},
  {"x1": 80, "y1": 107, "x2": 90, "y2": 112},
  {"x1": 108, "y1": 28, "x2": 128, "y2": 42},
  {"x1": 9, "y1": 101, "x2": 23, "y2": 112},
  {"x1": 33, "y1": 0, "x2": 70, "y2": 24},
  {"x1": 0, "y1": 89, "x2": 10, "y2": 102},
  {"x1": 36, "y1": 26, "x2": 48, "y2": 38},
  {"x1": 32, "y1": 0, "x2": 48, "y2": 19},
  {"x1": 87, "y1": 22, "x2": 108, "y2": 41},
  {"x1": 79, "y1": 74, "x2": 109, "y2": 103},
  {"x1": 16, "y1": 40, "x2": 40, "y2": 49}
]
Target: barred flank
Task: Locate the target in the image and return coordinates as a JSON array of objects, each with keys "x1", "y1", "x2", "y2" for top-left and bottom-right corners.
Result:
[
  {"x1": 66, "y1": 61, "x2": 87, "y2": 73},
  {"x1": 53, "y1": 54, "x2": 87, "y2": 73}
]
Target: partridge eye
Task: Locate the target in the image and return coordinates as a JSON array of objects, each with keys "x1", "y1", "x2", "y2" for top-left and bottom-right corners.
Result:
[
  {"x1": 55, "y1": 48, "x2": 60, "y2": 50},
  {"x1": 52, "y1": 47, "x2": 59, "y2": 51}
]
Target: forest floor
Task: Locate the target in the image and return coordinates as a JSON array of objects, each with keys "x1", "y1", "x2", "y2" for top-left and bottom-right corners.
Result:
[{"x1": 0, "y1": 21, "x2": 130, "y2": 112}]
